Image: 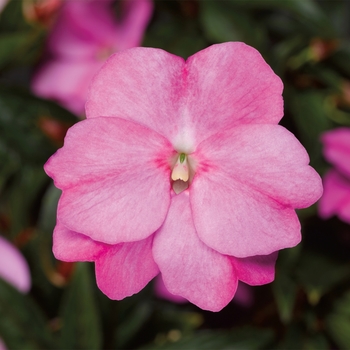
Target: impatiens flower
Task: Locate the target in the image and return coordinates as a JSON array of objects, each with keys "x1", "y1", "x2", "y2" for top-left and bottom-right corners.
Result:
[
  {"x1": 319, "y1": 128, "x2": 350, "y2": 223},
  {"x1": 155, "y1": 275, "x2": 254, "y2": 308},
  {"x1": 32, "y1": 0, "x2": 153, "y2": 115},
  {"x1": 0, "y1": 236, "x2": 31, "y2": 293},
  {"x1": 45, "y1": 42, "x2": 322, "y2": 311}
]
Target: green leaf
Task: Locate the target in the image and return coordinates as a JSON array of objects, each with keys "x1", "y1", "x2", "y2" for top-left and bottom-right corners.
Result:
[
  {"x1": 142, "y1": 327, "x2": 273, "y2": 350},
  {"x1": 0, "y1": 31, "x2": 43, "y2": 69},
  {"x1": 38, "y1": 183, "x2": 61, "y2": 233},
  {"x1": 142, "y1": 8, "x2": 206, "y2": 58},
  {"x1": 287, "y1": 89, "x2": 332, "y2": 170},
  {"x1": 115, "y1": 302, "x2": 152, "y2": 348},
  {"x1": 0, "y1": 278, "x2": 54, "y2": 349},
  {"x1": 58, "y1": 263, "x2": 102, "y2": 350},
  {"x1": 273, "y1": 272, "x2": 298, "y2": 323},
  {"x1": 199, "y1": 1, "x2": 266, "y2": 49},
  {"x1": 279, "y1": 323, "x2": 329, "y2": 350},
  {"x1": 295, "y1": 253, "x2": 350, "y2": 305},
  {"x1": 326, "y1": 290, "x2": 350, "y2": 349},
  {"x1": 233, "y1": 0, "x2": 335, "y2": 37},
  {"x1": 330, "y1": 44, "x2": 350, "y2": 78},
  {"x1": 303, "y1": 333, "x2": 329, "y2": 350},
  {"x1": 0, "y1": 87, "x2": 76, "y2": 165}
]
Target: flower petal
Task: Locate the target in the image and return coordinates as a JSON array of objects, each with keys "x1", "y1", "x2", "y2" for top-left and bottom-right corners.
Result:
[
  {"x1": 191, "y1": 173, "x2": 301, "y2": 258},
  {"x1": 115, "y1": 0, "x2": 154, "y2": 51},
  {"x1": 95, "y1": 235, "x2": 159, "y2": 299},
  {"x1": 45, "y1": 117, "x2": 173, "y2": 244},
  {"x1": 48, "y1": 0, "x2": 119, "y2": 59},
  {"x1": 86, "y1": 43, "x2": 283, "y2": 150},
  {"x1": 183, "y1": 42, "x2": 283, "y2": 144},
  {"x1": 318, "y1": 170, "x2": 350, "y2": 223},
  {"x1": 86, "y1": 47, "x2": 186, "y2": 147},
  {"x1": 194, "y1": 124, "x2": 322, "y2": 209},
  {"x1": 154, "y1": 275, "x2": 188, "y2": 304},
  {"x1": 231, "y1": 252, "x2": 278, "y2": 285},
  {"x1": 153, "y1": 192, "x2": 237, "y2": 312},
  {"x1": 53, "y1": 222, "x2": 106, "y2": 262},
  {"x1": 0, "y1": 236, "x2": 31, "y2": 293},
  {"x1": 32, "y1": 60, "x2": 102, "y2": 115},
  {"x1": 322, "y1": 127, "x2": 350, "y2": 177}
]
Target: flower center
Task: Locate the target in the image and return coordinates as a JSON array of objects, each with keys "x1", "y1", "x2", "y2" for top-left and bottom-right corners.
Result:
[{"x1": 171, "y1": 153, "x2": 191, "y2": 194}]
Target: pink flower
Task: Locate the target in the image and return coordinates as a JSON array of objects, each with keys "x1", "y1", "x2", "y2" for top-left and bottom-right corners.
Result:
[
  {"x1": 0, "y1": 0, "x2": 8, "y2": 13},
  {"x1": 32, "y1": 0, "x2": 153, "y2": 115},
  {"x1": 0, "y1": 236, "x2": 31, "y2": 350},
  {"x1": 0, "y1": 236, "x2": 31, "y2": 293},
  {"x1": 45, "y1": 42, "x2": 322, "y2": 311},
  {"x1": 319, "y1": 128, "x2": 350, "y2": 223},
  {"x1": 155, "y1": 274, "x2": 254, "y2": 307}
]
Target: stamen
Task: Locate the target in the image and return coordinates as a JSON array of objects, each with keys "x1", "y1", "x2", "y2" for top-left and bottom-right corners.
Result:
[{"x1": 171, "y1": 153, "x2": 189, "y2": 182}]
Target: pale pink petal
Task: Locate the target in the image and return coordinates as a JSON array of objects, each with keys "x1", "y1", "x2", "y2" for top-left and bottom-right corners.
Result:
[
  {"x1": 0, "y1": 236, "x2": 31, "y2": 293},
  {"x1": 153, "y1": 192, "x2": 237, "y2": 312},
  {"x1": 194, "y1": 124, "x2": 322, "y2": 209},
  {"x1": 95, "y1": 236, "x2": 159, "y2": 299},
  {"x1": 115, "y1": 0, "x2": 153, "y2": 50},
  {"x1": 86, "y1": 43, "x2": 283, "y2": 150},
  {"x1": 183, "y1": 42, "x2": 283, "y2": 144},
  {"x1": 191, "y1": 173, "x2": 301, "y2": 258},
  {"x1": 154, "y1": 275, "x2": 187, "y2": 303},
  {"x1": 322, "y1": 128, "x2": 350, "y2": 177},
  {"x1": 53, "y1": 222, "x2": 106, "y2": 262},
  {"x1": 319, "y1": 170, "x2": 350, "y2": 223},
  {"x1": 45, "y1": 117, "x2": 173, "y2": 244},
  {"x1": 231, "y1": 252, "x2": 278, "y2": 285},
  {"x1": 86, "y1": 48, "x2": 186, "y2": 148},
  {"x1": 32, "y1": 60, "x2": 103, "y2": 115}
]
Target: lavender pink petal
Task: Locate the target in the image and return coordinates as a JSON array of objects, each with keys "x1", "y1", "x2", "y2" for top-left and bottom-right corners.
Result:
[
  {"x1": 45, "y1": 117, "x2": 174, "y2": 244},
  {"x1": 53, "y1": 222, "x2": 106, "y2": 262},
  {"x1": 86, "y1": 42, "x2": 284, "y2": 149},
  {"x1": 152, "y1": 192, "x2": 237, "y2": 312},
  {"x1": 95, "y1": 236, "x2": 159, "y2": 299},
  {"x1": 231, "y1": 252, "x2": 278, "y2": 285},
  {"x1": 86, "y1": 48, "x2": 186, "y2": 147}
]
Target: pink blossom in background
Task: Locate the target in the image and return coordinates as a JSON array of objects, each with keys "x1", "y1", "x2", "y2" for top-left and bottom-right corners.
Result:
[
  {"x1": 0, "y1": 338, "x2": 6, "y2": 350},
  {"x1": 0, "y1": 236, "x2": 31, "y2": 350},
  {"x1": 0, "y1": 0, "x2": 8, "y2": 13},
  {"x1": 32, "y1": 0, "x2": 153, "y2": 116},
  {"x1": 45, "y1": 42, "x2": 323, "y2": 311},
  {"x1": 0, "y1": 236, "x2": 31, "y2": 292},
  {"x1": 319, "y1": 128, "x2": 350, "y2": 223}
]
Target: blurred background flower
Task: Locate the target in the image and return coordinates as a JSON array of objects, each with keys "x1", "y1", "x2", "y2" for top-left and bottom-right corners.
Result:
[
  {"x1": 319, "y1": 128, "x2": 350, "y2": 223},
  {"x1": 1, "y1": 0, "x2": 350, "y2": 349},
  {"x1": 0, "y1": 235, "x2": 31, "y2": 349},
  {"x1": 32, "y1": 0, "x2": 153, "y2": 116},
  {"x1": 0, "y1": 235, "x2": 31, "y2": 293}
]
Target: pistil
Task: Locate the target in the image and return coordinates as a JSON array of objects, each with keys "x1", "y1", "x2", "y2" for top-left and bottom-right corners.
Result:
[
  {"x1": 171, "y1": 153, "x2": 189, "y2": 182},
  {"x1": 171, "y1": 153, "x2": 190, "y2": 194}
]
